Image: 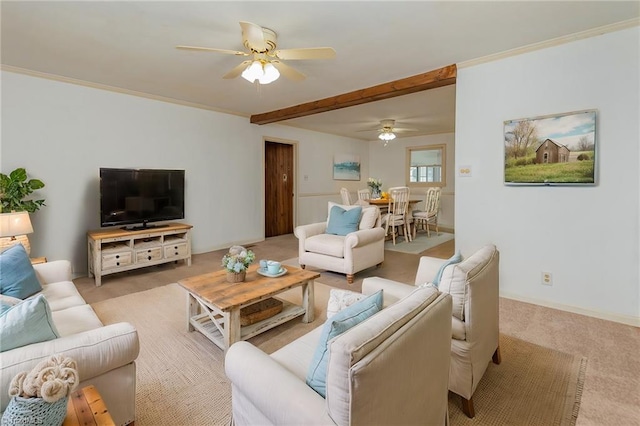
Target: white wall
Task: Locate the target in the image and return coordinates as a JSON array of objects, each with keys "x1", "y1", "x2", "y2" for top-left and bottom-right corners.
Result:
[
  {"x1": 369, "y1": 133, "x2": 455, "y2": 229},
  {"x1": 455, "y1": 27, "x2": 639, "y2": 323},
  {"x1": 1, "y1": 71, "x2": 367, "y2": 275}
]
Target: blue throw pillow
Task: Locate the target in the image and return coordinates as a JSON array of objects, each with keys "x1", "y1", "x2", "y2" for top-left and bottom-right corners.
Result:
[
  {"x1": 0, "y1": 294, "x2": 59, "y2": 352},
  {"x1": 306, "y1": 290, "x2": 383, "y2": 397},
  {"x1": 0, "y1": 295, "x2": 21, "y2": 315},
  {"x1": 432, "y1": 250, "x2": 463, "y2": 287},
  {"x1": 326, "y1": 205, "x2": 362, "y2": 236},
  {"x1": 0, "y1": 244, "x2": 42, "y2": 299}
]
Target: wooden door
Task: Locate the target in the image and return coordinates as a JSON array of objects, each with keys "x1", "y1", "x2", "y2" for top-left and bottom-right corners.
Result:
[{"x1": 265, "y1": 141, "x2": 294, "y2": 237}]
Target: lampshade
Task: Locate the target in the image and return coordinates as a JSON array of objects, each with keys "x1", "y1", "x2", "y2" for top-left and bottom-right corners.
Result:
[
  {"x1": 241, "y1": 60, "x2": 280, "y2": 85},
  {"x1": 0, "y1": 212, "x2": 33, "y2": 238},
  {"x1": 0, "y1": 212, "x2": 33, "y2": 255}
]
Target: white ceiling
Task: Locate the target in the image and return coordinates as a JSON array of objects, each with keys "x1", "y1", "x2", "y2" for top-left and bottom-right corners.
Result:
[{"x1": 2, "y1": 1, "x2": 638, "y2": 141}]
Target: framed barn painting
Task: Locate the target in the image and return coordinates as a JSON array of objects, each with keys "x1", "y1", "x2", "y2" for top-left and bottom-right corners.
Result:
[
  {"x1": 504, "y1": 109, "x2": 597, "y2": 186},
  {"x1": 333, "y1": 154, "x2": 361, "y2": 181}
]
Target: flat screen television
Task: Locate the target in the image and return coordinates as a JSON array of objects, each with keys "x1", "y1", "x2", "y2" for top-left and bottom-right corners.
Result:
[{"x1": 100, "y1": 168, "x2": 185, "y2": 228}]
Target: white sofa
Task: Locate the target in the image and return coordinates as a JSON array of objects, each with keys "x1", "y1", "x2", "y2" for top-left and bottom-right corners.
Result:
[
  {"x1": 0, "y1": 260, "x2": 139, "y2": 426},
  {"x1": 295, "y1": 202, "x2": 385, "y2": 284},
  {"x1": 225, "y1": 284, "x2": 453, "y2": 425}
]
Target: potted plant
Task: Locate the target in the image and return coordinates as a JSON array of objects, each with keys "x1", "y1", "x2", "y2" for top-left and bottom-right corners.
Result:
[
  {"x1": 0, "y1": 168, "x2": 45, "y2": 213},
  {"x1": 222, "y1": 245, "x2": 255, "y2": 283}
]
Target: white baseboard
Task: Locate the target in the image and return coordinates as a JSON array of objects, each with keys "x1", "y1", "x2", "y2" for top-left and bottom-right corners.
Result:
[{"x1": 500, "y1": 292, "x2": 640, "y2": 327}]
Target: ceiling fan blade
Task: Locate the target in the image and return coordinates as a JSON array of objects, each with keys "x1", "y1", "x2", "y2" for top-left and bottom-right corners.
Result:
[
  {"x1": 271, "y1": 61, "x2": 306, "y2": 81},
  {"x1": 240, "y1": 21, "x2": 268, "y2": 52},
  {"x1": 176, "y1": 45, "x2": 248, "y2": 56},
  {"x1": 274, "y1": 47, "x2": 336, "y2": 60},
  {"x1": 222, "y1": 60, "x2": 252, "y2": 79}
]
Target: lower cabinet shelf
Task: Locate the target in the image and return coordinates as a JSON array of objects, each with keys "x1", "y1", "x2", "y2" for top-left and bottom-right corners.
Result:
[{"x1": 87, "y1": 223, "x2": 192, "y2": 286}]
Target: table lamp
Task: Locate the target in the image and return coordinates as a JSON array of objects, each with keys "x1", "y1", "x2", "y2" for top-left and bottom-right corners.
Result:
[{"x1": 0, "y1": 211, "x2": 34, "y2": 254}]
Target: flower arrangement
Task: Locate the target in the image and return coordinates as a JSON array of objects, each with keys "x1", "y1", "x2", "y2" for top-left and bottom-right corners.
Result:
[
  {"x1": 367, "y1": 178, "x2": 382, "y2": 191},
  {"x1": 8, "y1": 355, "x2": 79, "y2": 403},
  {"x1": 367, "y1": 178, "x2": 382, "y2": 198},
  {"x1": 222, "y1": 245, "x2": 255, "y2": 273}
]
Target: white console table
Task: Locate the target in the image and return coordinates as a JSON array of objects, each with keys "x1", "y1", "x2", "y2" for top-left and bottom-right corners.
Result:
[{"x1": 87, "y1": 222, "x2": 192, "y2": 286}]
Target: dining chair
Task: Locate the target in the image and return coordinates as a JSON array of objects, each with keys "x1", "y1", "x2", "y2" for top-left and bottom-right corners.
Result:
[
  {"x1": 357, "y1": 188, "x2": 371, "y2": 205},
  {"x1": 384, "y1": 187, "x2": 413, "y2": 245},
  {"x1": 413, "y1": 187, "x2": 441, "y2": 237},
  {"x1": 340, "y1": 187, "x2": 353, "y2": 205}
]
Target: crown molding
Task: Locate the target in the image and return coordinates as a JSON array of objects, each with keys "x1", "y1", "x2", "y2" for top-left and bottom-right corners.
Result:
[
  {"x1": 0, "y1": 65, "x2": 249, "y2": 118},
  {"x1": 458, "y1": 18, "x2": 640, "y2": 69}
]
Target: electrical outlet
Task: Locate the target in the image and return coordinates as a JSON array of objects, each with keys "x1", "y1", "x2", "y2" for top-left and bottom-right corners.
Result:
[{"x1": 541, "y1": 271, "x2": 553, "y2": 286}]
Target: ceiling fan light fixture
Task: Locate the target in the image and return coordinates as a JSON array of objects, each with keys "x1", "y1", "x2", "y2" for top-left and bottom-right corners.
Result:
[
  {"x1": 379, "y1": 131, "x2": 396, "y2": 141},
  {"x1": 241, "y1": 60, "x2": 280, "y2": 84}
]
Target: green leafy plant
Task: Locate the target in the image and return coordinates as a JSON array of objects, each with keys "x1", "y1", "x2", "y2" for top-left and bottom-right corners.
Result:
[{"x1": 0, "y1": 168, "x2": 46, "y2": 213}]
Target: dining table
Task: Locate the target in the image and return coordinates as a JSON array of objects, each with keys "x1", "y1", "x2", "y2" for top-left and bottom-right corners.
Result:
[{"x1": 368, "y1": 198, "x2": 423, "y2": 212}]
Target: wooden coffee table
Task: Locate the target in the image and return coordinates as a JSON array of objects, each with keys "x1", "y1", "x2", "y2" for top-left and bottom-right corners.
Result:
[{"x1": 178, "y1": 264, "x2": 320, "y2": 353}]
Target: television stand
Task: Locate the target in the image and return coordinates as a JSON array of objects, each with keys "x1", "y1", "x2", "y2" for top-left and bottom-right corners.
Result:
[
  {"x1": 87, "y1": 223, "x2": 192, "y2": 286},
  {"x1": 121, "y1": 223, "x2": 166, "y2": 231}
]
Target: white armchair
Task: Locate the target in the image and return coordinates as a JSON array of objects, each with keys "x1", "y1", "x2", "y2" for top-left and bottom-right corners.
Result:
[
  {"x1": 294, "y1": 202, "x2": 385, "y2": 284},
  {"x1": 362, "y1": 244, "x2": 500, "y2": 418}
]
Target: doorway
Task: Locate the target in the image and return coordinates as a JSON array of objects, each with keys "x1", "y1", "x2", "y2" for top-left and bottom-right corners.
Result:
[{"x1": 264, "y1": 141, "x2": 294, "y2": 237}]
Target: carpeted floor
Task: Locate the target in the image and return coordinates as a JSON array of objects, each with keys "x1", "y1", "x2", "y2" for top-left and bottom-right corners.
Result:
[
  {"x1": 92, "y1": 282, "x2": 586, "y2": 426},
  {"x1": 384, "y1": 231, "x2": 455, "y2": 254}
]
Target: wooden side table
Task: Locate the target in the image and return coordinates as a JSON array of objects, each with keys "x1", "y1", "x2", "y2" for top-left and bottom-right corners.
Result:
[
  {"x1": 63, "y1": 385, "x2": 115, "y2": 426},
  {"x1": 30, "y1": 257, "x2": 47, "y2": 265}
]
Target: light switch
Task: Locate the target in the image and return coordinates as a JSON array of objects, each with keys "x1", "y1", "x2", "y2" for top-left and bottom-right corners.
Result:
[{"x1": 458, "y1": 166, "x2": 472, "y2": 177}]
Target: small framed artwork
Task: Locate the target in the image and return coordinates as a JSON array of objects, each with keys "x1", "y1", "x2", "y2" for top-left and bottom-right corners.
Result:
[
  {"x1": 333, "y1": 154, "x2": 361, "y2": 181},
  {"x1": 504, "y1": 109, "x2": 597, "y2": 186}
]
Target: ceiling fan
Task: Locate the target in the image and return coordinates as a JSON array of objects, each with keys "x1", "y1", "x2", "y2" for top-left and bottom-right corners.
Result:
[
  {"x1": 359, "y1": 119, "x2": 418, "y2": 145},
  {"x1": 177, "y1": 21, "x2": 336, "y2": 84}
]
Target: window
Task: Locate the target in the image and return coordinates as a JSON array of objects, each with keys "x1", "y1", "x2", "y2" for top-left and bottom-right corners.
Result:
[{"x1": 406, "y1": 144, "x2": 446, "y2": 187}]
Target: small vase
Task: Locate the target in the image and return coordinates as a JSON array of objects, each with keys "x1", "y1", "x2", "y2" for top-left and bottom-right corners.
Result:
[
  {"x1": 226, "y1": 270, "x2": 246, "y2": 283},
  {"x1": 371, "y1": 188, "x2": 381, "y2": 199}
]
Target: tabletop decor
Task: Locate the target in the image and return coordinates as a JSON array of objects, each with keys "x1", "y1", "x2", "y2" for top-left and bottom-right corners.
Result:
[
  {"x1": 222, "y1": 245, "x2": 255, "y2": 283},
  {"x1": 367, "y1": 178, "x2": 382, "y2": 199},
  {"x1": 3, "y1": 354, "x2": 79, "y2": 426}
]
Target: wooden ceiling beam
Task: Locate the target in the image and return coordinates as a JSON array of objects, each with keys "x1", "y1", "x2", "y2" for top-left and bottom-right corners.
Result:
[{"x1": 250, "y1": 64, "x2": 456, "y2": 125}]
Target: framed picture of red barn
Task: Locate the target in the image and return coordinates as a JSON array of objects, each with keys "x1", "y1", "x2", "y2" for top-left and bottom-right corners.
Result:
[{"x1": 504, "y1": 109, "x2": 597, "y2": 186}]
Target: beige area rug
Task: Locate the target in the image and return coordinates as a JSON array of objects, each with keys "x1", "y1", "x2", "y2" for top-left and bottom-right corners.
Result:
[
  {"x1": 92, "y1": 283, "x2": 585, "y2": 426},
  {"x1": 384, "y1": 231, "x2": 455, "y2": 254}
]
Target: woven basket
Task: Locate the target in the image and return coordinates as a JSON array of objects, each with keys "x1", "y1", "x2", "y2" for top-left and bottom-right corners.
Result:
[
  {"x1": 1, "y1": 395, "x2": 68, "y2": 426},
  {"x1": 226, "y1": 270, "x2": 246, "y2": 283}
]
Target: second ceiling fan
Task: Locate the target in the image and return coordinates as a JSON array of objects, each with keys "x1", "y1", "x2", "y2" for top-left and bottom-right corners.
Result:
[
  {"x1": 359, "y1": 119, "x2": 418, "y2": 145},
  {"x1": 177, "y1": 21, "x2": 336, "y2": 84}
]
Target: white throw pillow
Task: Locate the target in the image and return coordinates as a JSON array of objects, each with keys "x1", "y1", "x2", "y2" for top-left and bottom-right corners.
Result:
[{"x1": 327, "y1": 289, "x2": 366, "y2": 318}]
